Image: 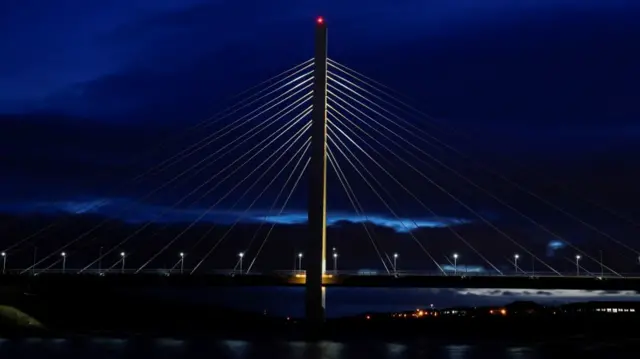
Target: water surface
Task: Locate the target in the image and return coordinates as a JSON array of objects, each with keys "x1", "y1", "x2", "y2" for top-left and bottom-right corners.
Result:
[{"x1": 0, "y1": 337, "x2": 636, "y2": 359}]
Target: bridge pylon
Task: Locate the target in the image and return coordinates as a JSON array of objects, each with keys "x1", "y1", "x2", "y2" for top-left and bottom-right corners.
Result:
[{"x1": 306, "y1": 16, "x2": 328, "y2": 324}]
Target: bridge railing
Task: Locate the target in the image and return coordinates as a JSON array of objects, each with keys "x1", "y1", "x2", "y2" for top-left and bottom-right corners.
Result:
[
  {"x1": 0, "y1": 269, "x2": 251, "y2": 276},
  {"x1": 1, "y1": 268, "x2": 639, "y2": 279}
]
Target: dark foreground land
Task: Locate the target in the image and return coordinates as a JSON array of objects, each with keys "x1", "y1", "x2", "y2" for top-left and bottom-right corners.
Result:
[{"x1": 0, "y1": 286, "x2": 638, "y2": 344}]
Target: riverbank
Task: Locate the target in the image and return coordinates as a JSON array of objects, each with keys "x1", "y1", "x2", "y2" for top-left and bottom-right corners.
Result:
[{"x1": 0, "y1": 289, "x2": 639, "y2": 343}]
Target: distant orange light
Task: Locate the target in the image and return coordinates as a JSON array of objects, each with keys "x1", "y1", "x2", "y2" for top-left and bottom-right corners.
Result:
[
  {"x1": 316, "y1": 16, "x2": 324, "y2": 24},
  {"x1": 500, "y1": 309, "x2": 507, "y2": 315}
]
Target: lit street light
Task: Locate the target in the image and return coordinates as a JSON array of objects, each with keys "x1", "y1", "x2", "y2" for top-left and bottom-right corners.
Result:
[
  {"x1": 298, "y1": 253, "x2": 303, "y2": 273},
  {"x1": 61, "y1": 252, "x2": 67, "y2": 273},
  {"x1": 575, "y1": 255, "x2": 581, "y2": 276},
  {"x1": 238, "y1": 252, "x2": 244, "y2": 274},
  {"x1": 1, "y1": 252, "x2": 5, "y2": 274},
  {"x1": 333, "y1": 252, "x2": 338, "y2": 273},
  {"x1": 120, "y1": 252, "x2": 126, "y2": 273},
  {"x1": 179, "y1": 252, "x2": 185, "y2": 274},
  {"x1": 453, "y1": 253, "x2": 459, "y2": 275},
  {"x1": 393, "y1": 253, "x2": 398, "y2": 274},
  {"x1": 514, "y1": 254, "x2": 519, "y2": 274}
]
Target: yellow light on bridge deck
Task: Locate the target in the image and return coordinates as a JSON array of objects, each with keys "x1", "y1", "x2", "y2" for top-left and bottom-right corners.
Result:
[{"x1": 294, "y1": 273, "x2": 333, "y2": 278}]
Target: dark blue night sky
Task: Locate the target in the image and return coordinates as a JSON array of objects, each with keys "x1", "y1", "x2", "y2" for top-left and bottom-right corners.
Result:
[
  {"x1": 1, "y1": 0, "x2": 640, "y2": 311},
  {"x1": 2, "y1": 0, "x2": 639, "y2": 207}
]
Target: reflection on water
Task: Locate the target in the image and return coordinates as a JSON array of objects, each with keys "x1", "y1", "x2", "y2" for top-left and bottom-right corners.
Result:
[
  {"x1": 447, "y1": 345, "x2": 471, "y2": 359},
  {"x1": 0, "y1": 337, "x2": 635, "y2": 358}
]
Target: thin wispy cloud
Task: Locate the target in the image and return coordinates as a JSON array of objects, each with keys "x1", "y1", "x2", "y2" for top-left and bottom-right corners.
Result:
[{"x1": 0, "y1": 198, "x2": 472, "y2": 233}]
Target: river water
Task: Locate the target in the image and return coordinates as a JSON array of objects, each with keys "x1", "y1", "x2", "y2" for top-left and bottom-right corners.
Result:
[{"x1": 0, "y1": 337, "x2": 636, "y2": 359}]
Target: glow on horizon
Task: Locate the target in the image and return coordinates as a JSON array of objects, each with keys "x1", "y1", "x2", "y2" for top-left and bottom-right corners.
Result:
[
  {"x1": 0, "y1": 198, "x2": 473, "y2": 233},
  {"x1": 460, "y1": 288, "x2": 640, "y2": 298}
]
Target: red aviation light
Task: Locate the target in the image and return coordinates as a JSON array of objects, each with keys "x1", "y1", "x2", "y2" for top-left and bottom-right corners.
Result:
[{"x1": 316, "y1": 16, "x2": 324, "y2": 25}]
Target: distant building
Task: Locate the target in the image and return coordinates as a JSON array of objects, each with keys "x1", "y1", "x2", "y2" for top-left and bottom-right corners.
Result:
[
  {"x1": 561, "y1": 301, "x2": 639, "y2": 315},
  {"x1": 440, "y1": 307, "x2": 471, "y2": 316}
]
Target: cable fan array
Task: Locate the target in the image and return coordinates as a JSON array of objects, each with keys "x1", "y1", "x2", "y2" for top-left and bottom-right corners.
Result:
[{"x1": 1, "y1": 57, "x2": 639, "y2": 278}]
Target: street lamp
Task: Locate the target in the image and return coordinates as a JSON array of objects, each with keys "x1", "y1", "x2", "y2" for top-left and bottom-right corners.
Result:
[
  {"x1": 514, "y1": 254, "x2": 519, "y2": 274},
  {"x1": 453, "y1": 253, "x2": 459, "y2": 275},
  {"x1": 393, "y1": 253, "x2": 399, "y2": 274},
  {"x1": 179, "y1": 252, "x2": 185, "y2": 274},
  {"x1": 333, "y1": 252, "x2": 338, "y2": 273},
  {"x1": 238, "y1": 252, "x2": 244, "y2": 274},
  {"x1": 98, "y1": 246, "x2": 103, "y2": 274},
  {"x1": 61, "y1": 252, "x2": 67, "y2": 273},
  {"x1": 32, "y1": 246, "x2": 37, "y2": 275},
  {"x1": 1, "y1": 252, "x2": 6, "y2": 274},
  {"x1": 120, "y1": 252, "x2": 126, "y2": 273},
  {"x1": 575, "y1": 255, "x2": 581, "y2": 276},
  {"x1": 298, "y1": 253, "x2": 303, "y2": 273}
]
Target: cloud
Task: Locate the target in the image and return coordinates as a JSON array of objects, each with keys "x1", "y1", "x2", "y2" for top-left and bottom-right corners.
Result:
[
  {"x1": 0, "y1": 197, "x2": 471, "y2": 234},
  {"x1": 0, "y1": 0, "x2": 207, "y2": 111}
]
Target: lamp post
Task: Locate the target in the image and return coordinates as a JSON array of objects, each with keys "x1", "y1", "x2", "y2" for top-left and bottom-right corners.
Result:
[
  {"x1": 179, "y1": 252, "x2": 185, "y2": 274},
  {"x1": 32, "y1": 246, "x2": 37, "y2": 275},
  {"x1": 531, "y1": 254, "x2": 535, "y2": 277},
  {"x1": 333, "y1": 252, "x2": 338, "y2": 273},
  {"x1": 514, "y1": 254, "x2": 519, "y2": 274},
  {"x1": 238, "y1": 252, "x2": 244, "y2": 274},
  {"x1": 575, "y1": 255, "x2": 581, "y2": 276},
  {"x1": 298, "y1": 253, "x2": 303, "y2": 273},
  {"x1": 453, "y1": 253, "x2": 459, "y2": 275},
  {"x1": 599, "y1": 250, "x2": 604, "y2": 278},
  {"x1": 61, "y1": 252, "x2": 67, "y2": 273},
  {"x1": 98, "y1": 246, "x2": 103, "y2": 274},
  {"x1": 393, "y1": 253, "x2": 398, "y2": 274},
  {"x1": 120, "y1": 252, "x2": 126, "y2": 273},
  {"x1": 1, "y1": 252, "x2": 6, "y2": 274}
]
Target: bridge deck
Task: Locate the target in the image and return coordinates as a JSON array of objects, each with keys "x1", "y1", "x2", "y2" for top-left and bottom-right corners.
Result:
[{"x1": 0, "y1": 271, "x2": 639, "y2": 291}]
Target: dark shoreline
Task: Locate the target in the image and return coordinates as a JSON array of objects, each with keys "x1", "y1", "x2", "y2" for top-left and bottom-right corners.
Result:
[{"x1": 1, "y1": 288, "x2": 639, "y2": 343}]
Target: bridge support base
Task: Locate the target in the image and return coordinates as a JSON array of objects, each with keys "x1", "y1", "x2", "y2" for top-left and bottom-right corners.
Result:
[{"x1": 305, "y1": 285, "x2": 326, "y2": 324}]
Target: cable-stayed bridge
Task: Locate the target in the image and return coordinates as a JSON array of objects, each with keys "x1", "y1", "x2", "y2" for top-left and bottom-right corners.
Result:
[{"x1": 2, "y1": 18, "x2": 640, "y2": 322}]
